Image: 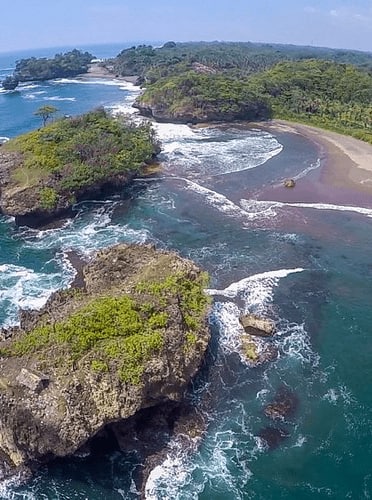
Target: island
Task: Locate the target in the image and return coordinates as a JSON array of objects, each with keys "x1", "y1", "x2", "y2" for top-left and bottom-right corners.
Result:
[
  {"x1": 0, "y1": 243, "x2": 211, "y2": 482},
  {"x1": 0, "y1": 108, "x2": 159, "y2": 226}
]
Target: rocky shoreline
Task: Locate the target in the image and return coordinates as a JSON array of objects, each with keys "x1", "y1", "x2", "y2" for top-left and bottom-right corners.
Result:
[{"x1": 0, "y1": 244, "x2": 211, "y2": 488}]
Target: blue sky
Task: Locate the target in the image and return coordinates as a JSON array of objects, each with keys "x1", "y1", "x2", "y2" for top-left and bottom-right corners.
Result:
[{"x1": 1, "y1": 0, "x2": 371, "y2": 53}]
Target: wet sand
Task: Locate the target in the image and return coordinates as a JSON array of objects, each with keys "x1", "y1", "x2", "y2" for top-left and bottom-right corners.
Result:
[{"x1": 256, "y1": 120, "x2": 372, "y2": 206}]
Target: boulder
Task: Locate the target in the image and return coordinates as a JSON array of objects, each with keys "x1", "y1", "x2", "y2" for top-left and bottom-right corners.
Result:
[
  {"x1": 239, "y1": 314, "x2": 275, "y2": 337},
  {"x1": 0, "y1": 244, "x2": 211, "y2": 480},
  {"x1": 284, "y1": 178, "x2": 296, "y2": 188},
  {"x1": 16, "y1": 368, "x2": 49, "y2": 393}
]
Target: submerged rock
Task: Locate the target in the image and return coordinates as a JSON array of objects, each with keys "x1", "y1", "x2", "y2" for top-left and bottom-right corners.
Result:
[
  {"x1": 264, "y1": 386, "x2": 299, "y2": 421},
  {"x1": 258, "y1": 426, "x2": 290, "y2": 450},
  {"x1": 240, "y1": 334, "x2": 279, "y2": 366},
  {"x1": 0, "y1": 244, "x2": 211, "y2": 480},
  {"x1": 239, "y1": 313, "x2": 275, "y2": 337}
]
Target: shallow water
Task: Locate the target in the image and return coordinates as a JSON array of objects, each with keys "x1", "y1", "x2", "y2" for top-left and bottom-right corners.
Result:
[{"x1": 1, "y1": 45, "x2": 372, "y2": 499}]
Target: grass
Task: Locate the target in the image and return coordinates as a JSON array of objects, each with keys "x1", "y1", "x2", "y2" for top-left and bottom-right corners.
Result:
[{"x1": 2, "y1": 271, "x2": 210, "y2": 385}]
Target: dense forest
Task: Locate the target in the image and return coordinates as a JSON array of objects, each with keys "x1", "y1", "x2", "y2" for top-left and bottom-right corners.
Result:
[
  {"x1": 135, "y1": 72, "x2": 272, "y2": 122},
  {"x1": 110, "y1": 41, "x2": 372, "y2": 83},
  {"x1": 13, "y1": 49, "x2": 93, "y2": 84},
  {"x1": 120, "y1": 42, "x2": 372, "y2": 142}
]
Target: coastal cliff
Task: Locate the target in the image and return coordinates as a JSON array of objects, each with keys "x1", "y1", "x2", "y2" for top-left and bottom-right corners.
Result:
[
  {"x1": 0, "y1": 243, "x2": 211, "y2": 480},
  {"x1": 0, "y1": 109, "x2": 159, "y2": 227},
  {"x1": 134, "y1": 72, "x2": 271, "y2": 124}
]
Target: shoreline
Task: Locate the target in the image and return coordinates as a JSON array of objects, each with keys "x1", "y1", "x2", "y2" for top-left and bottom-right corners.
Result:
[
  {"x1": 252, "y1": 119, "x2": 372, "y2": 206},
  {"x1": 78, "y1": 64, "x2": 139, "y2": 84}
]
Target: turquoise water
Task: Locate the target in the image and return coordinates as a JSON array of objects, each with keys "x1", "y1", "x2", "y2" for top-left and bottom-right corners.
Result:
[{"x1": 1, "y1": 46, "x2": 372, "y2": 499}]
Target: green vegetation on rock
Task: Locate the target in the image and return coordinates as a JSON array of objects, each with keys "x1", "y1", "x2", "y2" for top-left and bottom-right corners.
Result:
[
  {"x1": 2, "y1": 270, "x2": 209, "y2": 385},
  {"x1": 39, "y1": 187, "x2": 59, "y2": 210},
  {"x1": 1, "y1": 108, "x2": 159, "y2": 219},
  {"x1": 136, "y1": 72, "x2": 271, "y2": 123},
  {"x1": 136, "y1": 271, "x2": 211, "y2": 334},
  {"x1": 6, "y1": 295, "x2": 164, "y2": 385},
  {"x1": 14, "y1": 49, "x2": 93, "y2": 82},
  {"x1": 137, "y1": 59, "x2": 372, "y2": 142}
]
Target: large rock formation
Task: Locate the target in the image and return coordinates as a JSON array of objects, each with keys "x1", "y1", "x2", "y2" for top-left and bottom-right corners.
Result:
[
  {"x1": 0, "y1": 244, "x2": 211, "y2": 480},
  {"x1": 239, "y1": 313, "x2": 276, "y2": 337}
]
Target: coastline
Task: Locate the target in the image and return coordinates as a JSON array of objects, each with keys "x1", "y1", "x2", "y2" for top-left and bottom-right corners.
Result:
[
  {"x1": 78, "y1": 64, "x2": 139, "y2": 84},
  {"x1": 249, "y1": 119, "x2": 372, "y2": 208},
  {"x1": 262, "y1": 120, "x2": 372, "y2": 193}
]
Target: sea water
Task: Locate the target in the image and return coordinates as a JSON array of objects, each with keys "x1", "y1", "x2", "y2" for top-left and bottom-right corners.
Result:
[{"x1": 1, "y1": 45, "x2": 372, "y2": 499}]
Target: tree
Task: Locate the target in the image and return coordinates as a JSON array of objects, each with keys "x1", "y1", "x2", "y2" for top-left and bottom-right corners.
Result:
[{"x1": 34, "y1": 105, "x2": 58, "y2": 127}]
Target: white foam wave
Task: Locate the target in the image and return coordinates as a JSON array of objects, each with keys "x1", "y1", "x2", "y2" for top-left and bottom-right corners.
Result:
[
  {"x1": 291, "y1": 158, "x2": 321, "y2": 181},
  {"x1": 322, "y1": 385, "x2": 355, "y2": 406},
  {"x1": 181, "y1": 178, "x2": 250, "y2": 220},
  {"x1": 145, "y1": 433, "x2": 251, "y2": 500},
  {"x1": 19, "y1": 83, "x2": 40, "y2": 90},
  {"x1": 109, "y1": 102, "x2": 140, "y2": 116},
  {"x1": 293, "y1": 435, "x2": 307, "y2": 447},
  {"x1": 0, "y1": 262, "x2": 74, "y2": 328},
  {"x1": 145, "y1": 453, "x2": 190, "y2": 499},
  {"x1": 0, "y1": 473, "x2": 31, "y2": 499},
  {"x1": 21, "y1": 203, "x2": 150, "y2": 256},
  {"x1": 208, "y1": 268, "x2": 304, "y2": 307},
  {"x1": 0, "y1": 137, "x2": 10, "y2": 144},
  {"x1": 277, "y1": 319, "x2": 317, "y2": 365},
  {"x1": 242, "y1": 198, "x2": 372, "y2": 219},
  {"x1": 46, "y1": 96, "x2": 76, "y2": 101},
  {"x1": 171, "y1": 178, "x2": 279, "y2": 223},
  {"x1": 52, "y1": 78, "x2": 140, "y2": 90},
  {"x1": 208, "y1": 267, "x2": 317, "y2": 367},
  {"x1": 156, "y1": 125, "x2": 283, "y2": 177},
  {"x1": 285, "y1": 202, "x2": 372, "y2": 218}
]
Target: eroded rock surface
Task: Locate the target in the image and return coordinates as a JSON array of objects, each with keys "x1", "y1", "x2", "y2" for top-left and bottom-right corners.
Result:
[
  {"x1": 0, "y1": 244, "x2": 210, "y2": 480},
  {"x1": 239, "y1": 314, "x2": 276, "y2": 337}
]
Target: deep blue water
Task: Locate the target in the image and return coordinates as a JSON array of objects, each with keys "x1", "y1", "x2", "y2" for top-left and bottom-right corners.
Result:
[{"x1": 1, "y1": 45, "x2": 372, "y2": 499}]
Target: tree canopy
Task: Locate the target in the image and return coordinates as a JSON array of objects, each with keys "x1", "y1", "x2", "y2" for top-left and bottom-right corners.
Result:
[
  {"x1": 14, "y1": 49, "x2": 93, "y2": 82},
  {"x1": 34, "y1": 105, "x2": 59, "y2": 127}
]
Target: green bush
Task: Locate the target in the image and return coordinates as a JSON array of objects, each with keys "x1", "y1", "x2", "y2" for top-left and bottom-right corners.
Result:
[{"x1": 39, "y1": 187, "x2": 58, "y2": 210}]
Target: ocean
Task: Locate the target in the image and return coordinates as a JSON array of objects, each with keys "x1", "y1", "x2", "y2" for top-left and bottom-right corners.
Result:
[{"x1": 1, "y1": 44, "x2": 372, "y2": 499}]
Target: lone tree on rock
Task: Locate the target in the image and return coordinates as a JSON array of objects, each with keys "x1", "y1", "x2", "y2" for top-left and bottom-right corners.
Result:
[{"x1": 34, "y1": 105, "x2": 58, "y2": 127}]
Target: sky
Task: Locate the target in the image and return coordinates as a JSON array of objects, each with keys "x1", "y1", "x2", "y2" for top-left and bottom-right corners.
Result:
[{"x1": 0, "y1": 0, "x2": 371, "y2": 53}]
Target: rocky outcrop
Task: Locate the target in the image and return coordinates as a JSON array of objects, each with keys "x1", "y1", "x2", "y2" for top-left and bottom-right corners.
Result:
[
  {"x1": 133, "y1": 101, "x2": 267, "y2": 124},
  {"x1": 239, "y1": 314, "x2": 275, "y2": 337},
  {"x1": 283, "y1": 178, "x2": 296, "y2": 188},
  {"x1": 0, "y1": 244, "x2": 210, "y2": 480},
  {"x1": 0, "y1": 162, "x2": 138, "y2": 227}
]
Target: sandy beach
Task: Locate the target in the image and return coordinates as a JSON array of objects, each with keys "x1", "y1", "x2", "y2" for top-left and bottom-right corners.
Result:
[
  {"x1": 264, "y1": 120, "x2": 372, "y2": 194},
  {"x1": 79, "y1": 63, "x2": 139, "y2": 84}
]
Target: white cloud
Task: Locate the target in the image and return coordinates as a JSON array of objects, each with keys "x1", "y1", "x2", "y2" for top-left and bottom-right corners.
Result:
[{"x1": 328, "y1": 6, "x2": 372, "y2": 24}]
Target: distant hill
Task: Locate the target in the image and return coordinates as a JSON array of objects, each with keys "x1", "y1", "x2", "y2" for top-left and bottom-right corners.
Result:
[{"x1": 109, "y1": 41, "x2": 372, "y2": 83}]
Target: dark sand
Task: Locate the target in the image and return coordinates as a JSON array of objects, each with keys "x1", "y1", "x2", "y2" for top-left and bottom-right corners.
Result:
[{"x1": 255, "y1": 120, "x2": 372, "y2": 207}]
